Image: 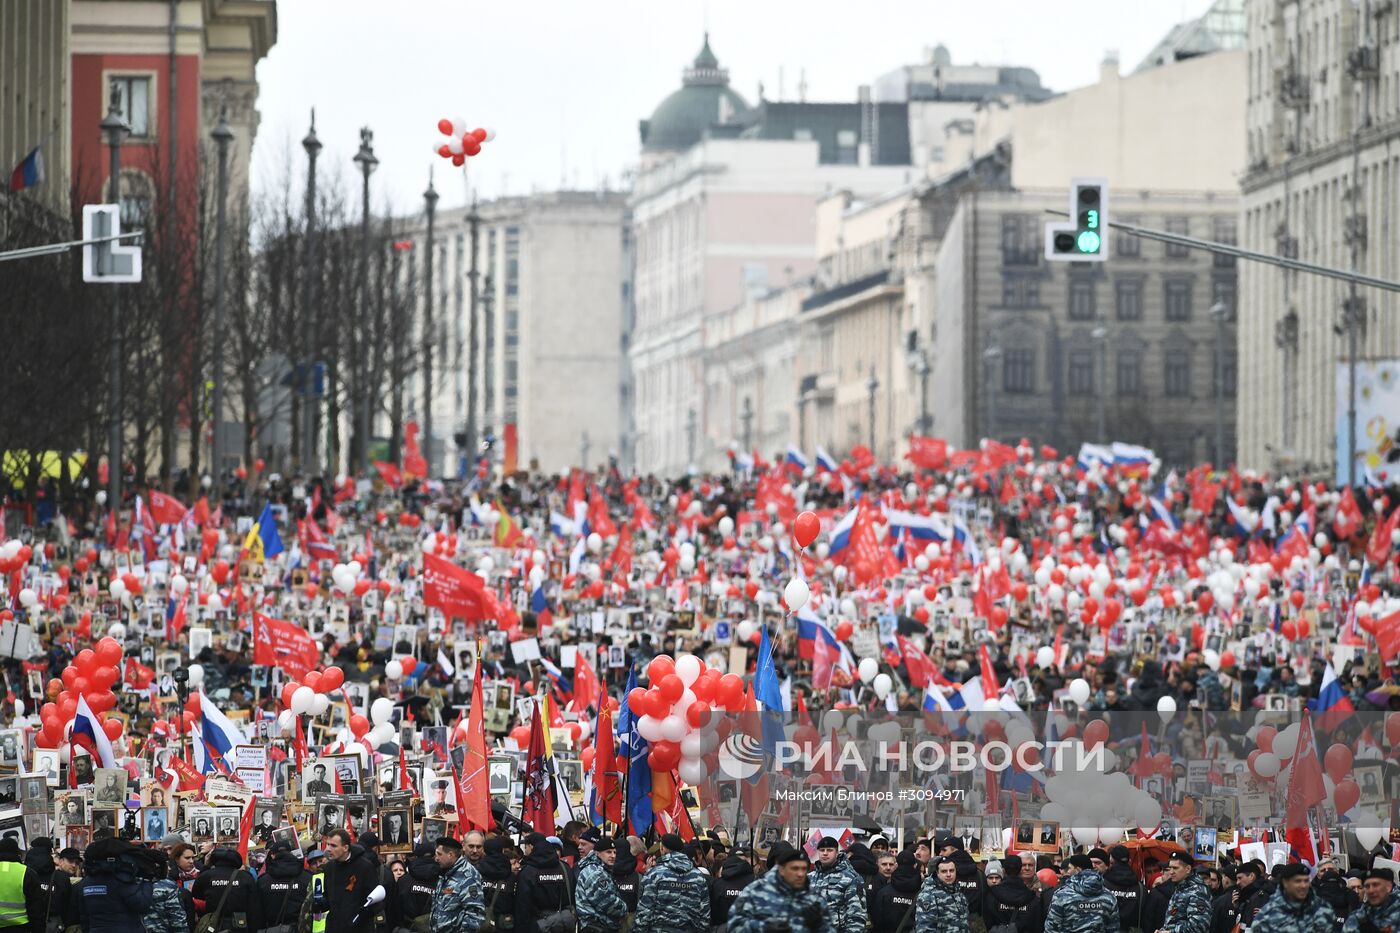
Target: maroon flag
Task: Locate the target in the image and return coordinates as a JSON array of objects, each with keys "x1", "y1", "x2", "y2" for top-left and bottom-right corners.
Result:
[
  {"x1": 422, "y1": 553, "x2": 493, "y2": 621},
  {"x1": 521, "y1": 701, "x2": 556, "y2": 834},
  {"x1": 252, "y1": 612, "x2": 320, "y2": 680}
]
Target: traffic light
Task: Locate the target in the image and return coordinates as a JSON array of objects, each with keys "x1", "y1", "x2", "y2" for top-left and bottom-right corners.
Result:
[
  {"x1": 1045, "y1": 178, "x2": 1108, "y2": 262},
  {"x1": 82, "y1": 204, "x2": 142, "y2": 282}
]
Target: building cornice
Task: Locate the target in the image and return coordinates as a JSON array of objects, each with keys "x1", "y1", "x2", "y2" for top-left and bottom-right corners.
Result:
[{"x1": 1242, "y1": 121, "x2": 1400, "y2": 195}]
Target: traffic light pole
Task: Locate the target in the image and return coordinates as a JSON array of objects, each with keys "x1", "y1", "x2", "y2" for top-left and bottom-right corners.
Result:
[{"x1": 1046, "y1": 210, "x2": 1400, "y2": 294}]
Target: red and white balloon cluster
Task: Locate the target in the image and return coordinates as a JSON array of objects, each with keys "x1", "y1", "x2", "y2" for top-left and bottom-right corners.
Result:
[
  {"x1": 626, "y1": 654, "x2": 747, "y2": 785},
  {"x1": 435, "y1": 118, "x2": 496, "y2": 167}
]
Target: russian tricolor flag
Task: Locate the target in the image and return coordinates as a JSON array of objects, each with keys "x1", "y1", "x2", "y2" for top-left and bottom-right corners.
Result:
[
  {"x1": 195, "y1": 690, "x2": 250, "y2": 774},
  {"x1": 815, "y1": 446, "x2": 838, "y2": 473},
  {"x1": 1309, "y1": 663, "x2": 1354, "y2": 730},
  {"x1": 885, "y1": 509, "x2": 949, "y2": 543},
  {"x1": 71, "y1": 695, "x2": 118, "y2": 768},
  {"x1": 1147, "y1": 496, "x2": 1180, "y2": 530},
  {"x1": 540, "y1": 657, "x2": 573, "y2": 695},
  {"x1": 827, "y1": 507, "x2": 858, "y2": 558},
  {"x1": 1076, "y1": 443, "x2": 1114, "y2": 472},
  {"x1": 8, "y1": 146, "x2": 43, "y2": 193},
  {"x1": 952, "y1": 517, "x2": 982, "y2": 566},
  {"x1": 784, "y1": 445, "x2": 809, "y2": 473},
  {"x1": 549, "y1": 511, "x2": 573, "y2": 538}
]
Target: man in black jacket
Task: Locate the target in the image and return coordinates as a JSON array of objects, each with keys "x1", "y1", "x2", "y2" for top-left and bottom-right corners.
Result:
[
  {"x1": 513, "y1": 833, "x2": 570, "y2": 933},
  {"x1": 1310, "y1": 857, "x2": 1358, "y2": 933},
  {"x1": 190, "y1": 847, "x2": 258, "y2": 930},
  {"x1": 311, "y1": 830, "x2": 384, "y2": 933},
  {"x1": 474, "y1": 838, "x2": 514, "y2": 929},
  {"x1": 50, "y1": 847, "x2": 82, "y2": 932},
  {"x1": 353, "y1": 832, "x2": 399, "y2": 933},
  {"x1": 936, "y1": 835, "x2": 985, "y2": 918},
  {"x1": 709, "y1": 847, "x2": 756, "y2": 927},
  {"x1": 1101, "y1": 845, "x2": 1146, "y2": 932},
  {"x1": 611, "y1": 844, "x2": 642, "y2": 915},
  {"x1": 255, "y1": 843, "x2": 309, "y2": 931},
  {"x1": 395, "y1": 844, "x2": 440, "y2": 926},
  {"x1": 870, "y1": 850, "x2": 924, "y2": 932},
  {"x1": 1211, "y1": 860, "x2": 1268, "y2": 933},
  {"x1": 983, "y1": 855, "x2": 1042, "y2": 933}
]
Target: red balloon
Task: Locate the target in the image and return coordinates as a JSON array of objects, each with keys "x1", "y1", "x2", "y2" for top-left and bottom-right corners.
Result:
[
  {"x1": 627, "y1": 687, "x2": 649, "y2": 716},
  {"x1": 1324, "y1": 743, "x2": 1353, "y2": 783},
  {"x1": 1387, "y1": 712, "x2": 1400, "y2": 746},
  {"x1": 437, "y1": 118, "x2": 453, "y2": 135},
  {"x1": 60, "y1": 666, "x2": 79, "y2": 689},
  {"x1": 717, "y1": 673, "x2": 745, "y2": 710},
  {"x1": 88, "y1": 690, "x2": 115, "y2": 712},
  {"x1": 1256, "y1": 725, "x2": 1276, "y2": 753},
  {"x1": 1280, "y1": 620, "x2": 1298, "y2": 641},
  {"x1": 685, "y1": 701, "x2": 712, "y2": 729},
  {"x1": 580, "y1": 747, "x2": 595, "y2": 771},
  {"x1": 1012, "y1": 582, "x2": 1029, "y2": 602},
  {"x1": 102, "y1": 718, "x2": 123, "y2": 741},
  {"x1": 281, "y1": 683, "x2": 301, "y2": 709},
  {"x1": 71, "y1": 677, "x2": 90, "y2": 696},
  {"x1": 1219, "y1": 650, "x2": 1236, "y2": 669},
  {"x1": 989, "y1": 607, "x2": 1008, "y2": 629},
  {"x1": 646, "y1": 655, "x2": 676, "y2": 685},
  {"x1": 353, "y1": 579, "x2": 371, "y2": 598},
  {"x1": 184, "y1": 693, "x2": 201, "y2": 717},
  {"x1": 1082, "y1": 719, "x2": 1109, "y2": 751},
  {"x1": 399, "y1": 658, "x2": 417, "y2": 675},
  {"x1": 320, "y1": 667, "x2": 345, "y2": 693},
  {"x1": 510, "y1": 725, "x2": 530, "y2": 747},
  {"x1": 303, "y1": 671, "x2": 323, "y2": 692},
  {"x1": 91, "y1": 667, "x2": 117, "y2": 691},
  {"x1": 794, "y1": 511, "x2": 820, "y2": 549},
  {"x1": 1196, "y1": 592, "x2": 1213, "y2": 614},
  {"x1": 349, "y1": 714, "x2": 370, "y2": 739},
  {"x1": 644, "y1": 688, "x2": 670, "y2": 720},
  {"x1": 649, "y1": 740, "x2": 681, "y2": 771},
  {"x1": 834, "y1": 620, "x2": 854, "y2": 641},
  {"x1": 75, "y1": 649, "x2": 97, "y2": 675},
  {"x1": 1289, "y1": 590, "x2": 1306, "y2": 610},
  {"x1": 1333, "y1": 779, "x2": 1360, "y2": 814},
  {"x1": 658, "y1": 674, "x2": 684, "y2": 704},
  {"x1": 95, "y1": 637, "x2": 123, "y2": 666},
  {"x1": 1246, "y1": 748, "x2": 1264, "y2": 779}
]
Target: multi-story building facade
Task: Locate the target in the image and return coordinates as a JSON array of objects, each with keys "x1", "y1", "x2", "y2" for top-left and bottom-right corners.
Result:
[
  {"x1": 1238, "y1": 0, "x2": 1400, "y2": 477},
  {"x1": 395, "y1": 190, "x2": 630, "y2": 477}
]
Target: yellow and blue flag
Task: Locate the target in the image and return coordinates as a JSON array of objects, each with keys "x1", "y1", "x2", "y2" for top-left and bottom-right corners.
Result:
[{"x1": 242, "y1": 504, "x2": 284, "y2": 562}]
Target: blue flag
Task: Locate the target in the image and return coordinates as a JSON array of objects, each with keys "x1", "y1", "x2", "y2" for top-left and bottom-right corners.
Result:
[
  {"x1": 754, "y1": 625, "x2": 787, "y2": 756},
  {"x1": 616, "y1": 667, "x2": 652, "y2": 834}
]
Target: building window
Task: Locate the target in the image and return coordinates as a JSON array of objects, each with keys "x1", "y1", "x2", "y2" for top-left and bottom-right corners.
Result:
[
  {"x1": 110, "y1": 76, "x2": 152, "y2": 137},
  {"x1": 1116, "y1": 351, "x2": 1142, "y2": 395},
  {"x1": 1068, "y1": 349, "x2": 1095, "y2": 395},
  {"x1": 1001, "y1": 276, "x2": 1039, "y2": 308},
  {"x1": 836, "y1": 129, "x2": 858, "y2": 164},
  {"x1": 1165, "y1": 350, "x2": 1191, "y2": 397},
  {"x1": 1003, "y1": 349, "x2": 1034, "y2": 393},
  {"x1": 1212, "y1": 218, "x2": 1237, "y2": 268},
  {"x1": 1001, "y1": 215, "x2": 1038, "y2": 266},
  {"x1": 1211, "y1": 276, "x2": 1236, "y2": 314},
  {"x1": 1216, "y1": 348, "x2": 1237, "y2": 397},
  {"x1": 1115, "y1": 217, "x2": 1142, "y2": 258},
  {"x1": 1115, "y1": 280, "x2": 1142, "y2": 320},
  {"x1": 1164, "y1": 280, "x2": 1193, "y2": 321},
  {"x1": 1068, "y1": 279, "x2": 1096, "y2": 320},
  {"x1": 1165, "y1": 217, "x2": 1190, "y2": 258}
]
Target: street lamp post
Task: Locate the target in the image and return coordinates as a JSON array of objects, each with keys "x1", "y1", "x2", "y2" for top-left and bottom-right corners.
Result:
[
  {"x1": 422, "y1": 170, "x2": 439, "y2": 479},
  {"x1": 99, "y1": 84, "x2": 129, "y2": 510},
  {"x1": 798, "y1": 389, "x2": 814, "y2": 452},
  {"x1": 740, "y1": 396, "x2": 754, "y2": 452},
  {"x1": 210, "y1": 106, "x2": 234, "y2": 498},
  {"x1": 353, "y1": 128, "x2": 378, "y2": 476},
  {"x1": 1210, "y1": 300, "x2": 1228, "y2": 466},
  {"x1": 685, "y1": 406, "x2": 697, "y2": 469},
  {"x1": 908, "y1": 347, "x2": 930, "y2": 435},
  {"x1": 301, "y1": 110, "x2": 321, "y2": 473},
  {"x1": 1091, "y1": 326, "x2": 1108, "y2": 441},
  {"x1": 464, "y1": 199, "x2": 481, "y2": 470},
  {"x1": 865, "y1": 368, "x2": 879, "y2": 452},
  {"x1": 983, "y1": 346, "x2": 1003, "y2": 440}
]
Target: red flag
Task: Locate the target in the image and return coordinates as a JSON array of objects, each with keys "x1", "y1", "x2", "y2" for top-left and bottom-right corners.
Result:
[
  {"x1": 570, "y1": 651, "x2": 600, "y2": 715},
  {"x1": 459, "y1": 649, "x2": 493, "y2": 832},
  {"x1": 1190, "y1": 479, "x2": 1221, "y2": 514},
  {"x1": 493, "y1": 505, "x2": 524, "y2": 549},
  {"x1": 587, "y1": 491, "x2": 617, "y2": 538},
  {"x1": 403, "y1": 421, "x2": 429, "y2": 479},
  {"x1": 592, "y1": 707, "x2": 621, "y2": 826},
  {"x1": 1366, "y1": 506, "x2": 1400, "y2": 567},
  {"x1": 372, "y1": 460, "x2": 404, "y2": 489},
  {"x1": 398, "y1": 746, "x2": 411, "y2": 792},
  {"x1": 845, "y1": 501, "x2": 885, "y2": 570},
  {"x1": 302, "y1": 517, "x2": 338, "y2": 562},
  {"x1": 897, "y1": 635, "x2": 935, "y2": 689},
  {"x1": 253, "y1": 612, "x2": 320, "y2": 680},
  {"x1": 237, "y1": 795, "x2": 258, "y2": 862},
  {"x1": 1334, "y1": 490, "x2": 1363, "y2": 540},
  {"x1": 1285, "y1": 712, "x2": 1326, "y2": 863},
  {"x1": 167, "y1": 597, "x2": 187, "y2": 644},
  {"x1": 1359, "y1": 609, "x2": 1400, "y2": 662},
  {"x1": 192, "y1": 496, "x2": 211, "y2": 528},
  {"x1": 521, "y1": 702, "x2": 556, "y2": 834},
  {"x1": 147, "y1": 490, "x2": 188, "y2": 525},
  {"x1": 422, "y1": 553, "x2": 493, "y2": 620},
  {"x1": 978, "y1": 644, "x2": 1001, "y2": 700},
  {"x1": 906, "y1": 436, "x2": 948, "y2": 471}
]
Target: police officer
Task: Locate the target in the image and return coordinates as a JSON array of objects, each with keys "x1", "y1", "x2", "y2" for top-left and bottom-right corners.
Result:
[
  {"x1": 1212, "y1": 860, "x2": 1267, "y2": 933},
  {"x1": 189, "y1": 847, "x2": 258, "y2": 931},
  {"x1": 937, "y1": 836, "x2": 986, "y2": 921},
  {"x1": 473, "y1": 838, "x2": 514, "y2": 931},
  {"x1": 1251, "y1": 864, "x2": 1336, "y2": 933},
  {"x1": 728, "y1": 846, "x2": 830, "y2": 933},
  {"x1": 142, "y1": 850, "x2": 189, "y2": 933},
  {"x1": 429, "y1": 838, "x2": 484, "y2": 933},
  {"x1": 915, "y1": 856, "x2": 970, "y2": 933},
  {"x1": 982, "y1": 854, "x2": 1042, "y2": 933},
  {"x1": 1101, "y1": 846, "x2": 1146, "y2": 933},
  {"x1": 1045, "y1": 854, "x2": 1119, "y2": 933},
  {"x1": 307, "y1": 830, "x2": 385, "y2": 933},
  {"x1": 1341, "y1": 868, "x2": 1400, "y2": 933},
  {"x1": 633, "y1": 833, "x2": 710, "y2": 933},
  {"x1": 709, "y1": 845, "x2": 756, "y2": 929},
  {"x1": 574, "y1": 835, "x2": 626, "y2": 933},
  {"x1": 1159, "y1": 855, "x2": 1213, "y2": 933},
  {"x1": 255, "y1": 842, "x2": 309, "y2": 932},
  {"x1": 809, "y1": 837, "x2": 868, "y2": 933},
  {"x1": 611, "y1": 840, "x2": 643, "y2": 917},
  {"x1": 1312, "y1": 857, "x2": 1359, "y2": 933},
  {"x1": 513, "y1": 833, "x2": 571, "y2": 933},
  {"x1": 75, "y1": 838, "x2": 154, "y2": 933},
  {"x1": 870, "y1": 850, "x2": 923, "y2": 932},
  {"x1": 395, "y1": 844, "x2": 439, "y2": 930},
  {"x1": 0, "y1": 837, "x2": 43, "y2": 933}
]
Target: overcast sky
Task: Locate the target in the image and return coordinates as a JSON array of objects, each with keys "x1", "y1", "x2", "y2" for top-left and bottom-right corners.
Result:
[{"x1": 250, "y1": 0, "x2": 1219, "y2": 217}]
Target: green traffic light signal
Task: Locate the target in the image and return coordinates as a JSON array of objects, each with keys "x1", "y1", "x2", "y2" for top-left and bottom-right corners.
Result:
[{"x1": 1077, "y1": 230, "x2": 1102, "y2": 254}]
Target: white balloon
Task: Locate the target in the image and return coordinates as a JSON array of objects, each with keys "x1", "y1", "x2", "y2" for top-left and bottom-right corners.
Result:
[
  {"x1": 718, "y1": 517, "x2": 735, "y2": 536},
  {"x1": 109, "y1": 580, "x2": 126, "y2": 600},
  {"x1": 675, "y1": 654, "x2": 702, "y2": 686},
  {"x1": 348, "y1": 561, "x2": 362, "y2": 577},
  {"x1": 170, "y1": 574, "x2": 189, "y2": 594},
  {"x1": 17, "y1": 588, "x2": 36, "y2": 608},
  {"x1": 679, "y1": 554, "x2": 695, "y2": 574},
  {"x1": 206, "y1": 594, "x2": 223, "y2": 612},
  {"x1": 1156, "y1": 696, "x2": 1177, "y2": 721},
  {"x1": 187, "y1": 663, "x2": 205, "y2": 686},
  {"x1": 873, "y1": 673, "x2": 893, "y2": 699},
  {"x1": 1035, "y1": 646, "x2": 1056, "y2": 669},
  {"x1": 783, "y1": 577, "x2": 810, "y2": 612},
  {"x1": 680, "y1": 733, "x2": 706, "y2": 758},
  {"x1": 482, "y1": 127, "x2": 497, "y2": 142},
  {"x1": 858, "y1": 658, "x2": 878, "y2": 683},
  {"x1": 107, "y1": 622, "x2": 127, "y2": 639},
  {"x1": 1072, "y1": 826, "x2": 1101, "y2": 846},
  {"x1": 1355, "y1": 826, "x2": 1388, "y2": 851},
  {"x1": 370, "y1": 697, "x2": 395, "y2": 725},
  {"x1": 816, "y1": 542, "x2": 830, "y2": 559},
  {"x1": 1134, "y1": 795, "x2": 1163, "y2": 829},
  {"x1": 421, "y1": 537, "x2": 437, "y2": 554},
  {"x1": 1040, "y1": 802, "x2": 1071, "y2": 825},
  {"x1": 637, "y1": 715, "x2": 663, "y2": 743},
  {"x1": 385, "y1": 661, "x2": 403, "y2": 680},
  {"x1": 1272, "y1": 722, "x2": 1301, "y2": 761},
  {"x1": 312, "y1": 694, "x2": 330, "y2": 716},
  {"x1": 678, "y1": 757, "x2": 708, "y2": 785},
  {"x1": 291, "y1": 686, "x2": 315, "y2": 715},
  {"x1": 1068, "y1": 678, "x2": 1091, "y2": 705},
  {"x1": 277, "y1": 710, "x2": 295, "y2": 736},
  {"x1": 1203, "y1": 649, "x2": 1221, "y2": 671},
  {"x1": 1098, "y1": 826, "x2": 1124, "y2": 844},
  {"x1": 660, "y1": 714, "x2": 688, "y2": 743},
  {"x1": 95, "y1": 490, "x2": 108, "y2": 506},
  {"x1": 736, "y1": 621, "x2": 756, "y2": 642},
  {"x1": 1253, "y1": 752, "x2": 1281, "y2": 778},
  {"x1": 587, "y1": 533, "x2": 603, "y2": 554}
]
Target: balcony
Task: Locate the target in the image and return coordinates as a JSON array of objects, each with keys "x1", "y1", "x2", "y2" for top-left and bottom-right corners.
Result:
[{"x1": 800, "y1": 269, "x2": 890, "y2": 313}]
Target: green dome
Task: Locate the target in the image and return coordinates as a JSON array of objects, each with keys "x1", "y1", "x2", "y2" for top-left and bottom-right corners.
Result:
[{"x1": 641, "y1": 34, "x2": 751, "y2": 154}]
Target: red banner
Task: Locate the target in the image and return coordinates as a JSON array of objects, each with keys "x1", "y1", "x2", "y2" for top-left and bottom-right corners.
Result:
[
  {"x1": 253, "y1": 612, "x2": 320, "y2": 680},
  {"x1": 147, "y1": 490, "x2": 189, "y2": 525},
  {"x1": 422, "y1": 553, "x2": 491, "y2": 620}
]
